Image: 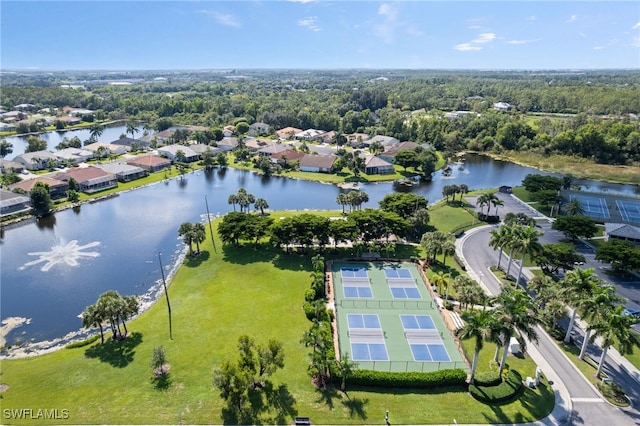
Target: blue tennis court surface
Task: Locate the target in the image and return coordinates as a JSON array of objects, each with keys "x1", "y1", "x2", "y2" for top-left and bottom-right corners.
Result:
[
  {"x1": 570, "y1": 194, "x2": 610, "y2": 219},
  {"x1": 617, "y1": 200, "x2": 640, "y2": 224},
  {"x1": 401, "y1": 315, "x2": 435, "y2": 329},
  {"x1": 348, "y1": 314, "x2": 381, "y2": 329},
  {"x1": 384, "y1": 268, "x2": 413, "y2": 279},
  {"x1": 410, "y1": 344, "x2": 450, "y2": 362},
  {"x1": 342, "y1": 267, "x2": 368, "y2": 278},
  {"x1": 352, "y1": 343, "x2": 389, "y2": 361}
]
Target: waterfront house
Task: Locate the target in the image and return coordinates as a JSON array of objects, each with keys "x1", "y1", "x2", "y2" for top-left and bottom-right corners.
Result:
[
  {"x1": 13, "y1": 151, "x2": 62, "y2": 171},
  {"x1": 270, "y1": 149, "x2": 305, "y2": 165},
  {"x1": 10, "y1": 177, "x2": 69, "y2": 199},
  {"x1": 364, "y1": 155, "x2": 395, "y2": 175},
  {"x1": 126, "y1": 155, "x2": 171, "y2": 172},
  {"x1": 96, "y1": 162, "x2": 148, "y2": 182},
  {"x1": 0, "y1": 189, "x2": 31, "y2": 216},
  {"x1": 54, "y1": 147, "x2": 94, "y2": 165},
  {"x1": 157, "y1": 144, "x2": 199, "y2": 162},
  {"x1": 299, "y1": 154, "x2": 337, "y2": 173},
  {"x1": 54, "y1": 166, "x2": 117, "y2": 193}
]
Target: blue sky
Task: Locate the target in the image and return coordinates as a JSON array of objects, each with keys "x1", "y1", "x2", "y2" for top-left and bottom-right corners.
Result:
[{"x1": 2, "y1": 1, "x2": 639, "y2": 70}]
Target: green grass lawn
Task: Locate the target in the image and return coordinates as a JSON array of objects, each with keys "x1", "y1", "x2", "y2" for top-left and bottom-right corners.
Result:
[
  {"x1": 428, "y1": 201, "x2": 478, "y2": 235},
  {"x1": 0, "y1": 212, "x2": 557, "y2": 425}
]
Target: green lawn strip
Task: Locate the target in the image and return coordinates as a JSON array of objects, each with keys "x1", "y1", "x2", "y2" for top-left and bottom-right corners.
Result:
[
  {"x1": 0, "y1": 211, "x2": 553, "y2": 425},
  {"x1": 428, "y1": 201, "x2": 478, "y2": 235}
]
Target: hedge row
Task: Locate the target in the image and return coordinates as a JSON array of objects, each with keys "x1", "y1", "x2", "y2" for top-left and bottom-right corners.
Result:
[
  {"x1": 469, "y1": 370, "x2": 524, "y2": 404},
  {"x1": 473, "y1": 371, "x2": 502, "y2": 387},
  {"x1": 339, "y1": 368, "x2": 467, "y2": 389},
  {"x1": 65, "y1": 334, "x2": 101, "y2": 349}
]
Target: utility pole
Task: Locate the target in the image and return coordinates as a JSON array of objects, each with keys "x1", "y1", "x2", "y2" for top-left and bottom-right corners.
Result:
[
  {"x1": 158, "y1": 252, "x2": 173, "y2": 339},
  {"x1": 205, "y1": 195, "x2": 217, "y2": 252}
]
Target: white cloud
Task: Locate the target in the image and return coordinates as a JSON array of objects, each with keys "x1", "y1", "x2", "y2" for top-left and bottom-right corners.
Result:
[
  {"x1": 506, "y1": 38, "x2": 542, "y2": 45},
  {"x1": 378, "y1": 3, "x2": 399, "y2": 21},
  {"x1": 579, "y1": 32, "x2": 587, "y2": 38},
  {"x1": 473, "y1": 33, "x2": 496, "y2": 44},
  {"x1": 526, "y1": 16, "x2": 536, "y2": 22},
  {"x1": 454, "y1": 32, "x2": 496, "y2": 52},
  {"x1": 198, "y1": 10, "x2": 241, "y2": 28},
  {"x1": 454, "y1": 43, "x2": 481, "y2": 52},
  {"x1": 289, "y1": 0, "x2": 316, "y2": 3},
  {"x1": 568, "y1": 15, "x2": 577, "y2": 23},
  {"x1": 633, "y1": 22, "x2": 640, "y2": 30},
  {"x1": 593, "y1": 45, "x2": 605, "y2": 50},
  {"x1": 298, "y1": 16, "x2": 321, "y2": 32}
]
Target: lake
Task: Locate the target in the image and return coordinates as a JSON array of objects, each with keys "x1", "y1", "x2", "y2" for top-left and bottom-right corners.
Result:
[{"x1": 1, "y1": 146, "x2": 638, "y2": 354}]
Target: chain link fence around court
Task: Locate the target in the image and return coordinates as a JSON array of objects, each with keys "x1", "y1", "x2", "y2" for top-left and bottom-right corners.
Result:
[
  {"x1": 561, "y1": 189, "x2": 640, "y2": 225},
  {"x1": 337, "y1": 299, "x2": 436, "y2": 310},
  {"x1": 352, "y1": 359, "x2": 468, "y2": 373}
]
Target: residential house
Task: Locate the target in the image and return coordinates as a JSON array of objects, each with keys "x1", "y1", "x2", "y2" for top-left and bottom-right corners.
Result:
[
  {"x1": 54, "y1": 166, "x2": 117, "y2": 193},
  {"x1": 444, "y1": 111, "x2": 477, "y2": 119},
  {"x1": 56, "y1": 115, "x2": 82, "y2": 125},
  {"x1": 14, "y1": 103, "x2": 36, "y2": 112},
  {"x1": 189, "y1": 144, "x2": 221, "y2": 156},
  {"x1": 364, "y1": 156, "x2": 395, "y2": 175},
  {"x1": 96, "y1": 163, "x2": 148, "y2": 182},
  {"x1": 157, "y1": 144, "x2": 199, "y2": 162},
  {"x1": 216, "y1": 137, "x2": 239, "y2": 152},
  {"x1": 318, "y1": 130, "x2": 336, "y2": 144},
  {"x1": 346, "y1": 133, "x2": 371, "y2": 147},
  {"x1": 126, "y1": 155, "x2": 171, "y2": 173},
  {"x1": 248, "y1": 122, "x2": 270, "y2": 136},
  {"x1": 0, "y1": 189, "x2": 31, "y2": 216},
  {"x1": 84, "y1": 142, "x2": 130, "y2": 156},
  {"x1": 276, "y1": 127, "x2": 302, "y2": 140},
  {"x1": 110, "y1": 136, "x2": 150, "y2": 151},
  {"x1": 0, "y1": 123, "x2": 14, "y2": 131},
  {"x1": 361, "y1": 135, "x2": 399, "y2": 150},
  {"x1": 13, "y1": 151, "x2": 62, "y2": 171},
  {"x1": 270, "y1": 149, "x2": 305, "y2": 165},
  {"x1": 257, "y1": 143, "x2": 290, "y2": 157},
  {"x1": 299, "y1": 154, "x2": 337, "y2": 173},
  {"x1": 294, "y1": 129, "x2": 326, "y2": 142},
  {"x1": 1, "y1": 111, "x2": 26, "y2": 122},
  {"x1": 0, "y1": 159, "x2": 25, "y2": 174},
  {"x1": 493, "y1": 102, "x2": 513, "y2": 112},
  {"x1": 10, "y1": 177, "x2": 69, "y2": 199},
  {"x1": 54, "y1": 147, "x2": 94, "y2": 165},
  {"x1": 245, "y1": 138, "x2": 273, "y2": 152},
  {"x1": 378, "y1": 141, "x2": 421, "y2": 163},
  {"x1": 223, "y1": 125, "x2": 235, "y2": 137}
]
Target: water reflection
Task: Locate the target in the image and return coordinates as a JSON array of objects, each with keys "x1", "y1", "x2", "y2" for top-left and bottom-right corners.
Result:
[{"x1": 0, "y1": 153, "x2": 637, "y2": 349}]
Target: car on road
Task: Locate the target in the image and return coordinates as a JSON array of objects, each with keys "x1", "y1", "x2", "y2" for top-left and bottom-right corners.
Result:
[{"x1": 623, "y1": 308, "x2": 640, "y2": 318}]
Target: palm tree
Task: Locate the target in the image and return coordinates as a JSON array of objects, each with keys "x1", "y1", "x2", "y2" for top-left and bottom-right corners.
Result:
[
  {"x1": 441, "y1": 239, "x2": 455, "y2": 265},
  {"x1": 430, "y1": 271, "x2": 448, "y2": 294},
  {"x1": 254, "y1": 198, "x2": 269, "y2": 215},
  {"x1": 456, "y1": 308, "x2": 500, "y2": 384},
  {"x1": 88, "y1": 124, "x2": 104, "y2": 142},
  {"x1": 489, "y1": 226, "x2": 510, "y2": 270},
  {"x1": 126, "y1": 122, "x2": 139, "y2": 140},
  {"x1": 527, "y1": 275, "x2": 558, "y2": 310},
  {"x1": 0, "y1": 139, "x2": 13, "y2": 158},
  {"x1": 458, "y1": 184, "x2": 469, "y2": 201},
  {"x1": 491, "y1": 198, "x2": 504, "y2": 217},
  {"x1": 178, "y1": 222, "x2": 195, "y2": 255},
  {"x1": 192, "y1": 223, "x2": 207, "y2": 254},
  {"x1": 335, "y1": 353, "x2": 358, "y2": 393},
  {"x1": 82, "y1": 304, "x2": 105, "y2": 343},
  {"x1": 563, "y1": 199, "x2": 584, "y2": 216},
  {"x1": 560, "y1": 267, "x2": 599, "y2": 344},
  {"x1": 504, "y1": 224, "x2": 523, "y2": 280},
  {"x1": 514, "y1": 225, "x2": 543, "y2": 286},
  {"x1": 227, "y1": 194, "x2": 239, "y2": 212},
  {"x1": 493, "y1": 286, "x2": 540, "y2": 376},
  {"x1": 590, "y1": 305, "x2": 640, "y2": 377},
  {"x1": 336, "y1": 193, "x2": 349, "y2": 214},
  {"x1": 578, "y1": 284, "x2": 622, "y2": 360}
]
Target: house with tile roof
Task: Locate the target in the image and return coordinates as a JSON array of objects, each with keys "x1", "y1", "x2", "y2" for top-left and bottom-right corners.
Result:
[
  {"x1": 364, "y1": 155, "x2": 395, "y2": 175},
  {"x1": 10, "y1": 177, "x2": 69, "y2": 199},
  {"x1": 13, "y1": 151, "x2": 63, "y2": 171},
  {"x1": 378, "y1": 141, "x2": 421, "y2": 163},
  {"x1": 54, "y1": 147, "x2": 94, "y2": 164},
  {"x1": 157, "y1": 144, "x2": 199, "y2": 162},
  {"x1": 54, "y1": 166, "x2": 117, "y2": 193},
  {"x1": 299, "y1": 154, "x2": 337, "y2": 173},
  {"x1": 605, "y1": 223, "x2": 640, "y2": 244},
  {"x1": 270, "y1": 149, "x2": 306, "y2": 165},
  {"x1": 126, "y1": 155, "x2": 171, "y2": 173},
  {"x1": 276, "y1": 127, "x2": 302, "y2": 140},
  {"x1": 96, "y1": 162, "x2": 148, "y2": 182}
]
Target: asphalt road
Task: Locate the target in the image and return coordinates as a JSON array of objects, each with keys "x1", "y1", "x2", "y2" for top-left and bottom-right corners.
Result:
[{"x1": 460, "y1": 192, "x2": 640, "y2": 425}]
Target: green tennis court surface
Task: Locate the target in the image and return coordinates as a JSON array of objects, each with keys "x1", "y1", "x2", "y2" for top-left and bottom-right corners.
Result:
[{"x1": 332, "y1": 261, "x2": 467, "y2": 373}]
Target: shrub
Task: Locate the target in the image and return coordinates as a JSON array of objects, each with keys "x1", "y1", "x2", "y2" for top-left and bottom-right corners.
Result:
[
  {"x1": 65, "y1": 334, "x2": 101, "y2": 349},
  {"x1": 473, "y1": 371, "x2": 502, "y2": 387},
  {"x1": 344, "y1": 368, "x2": 467, "y2": 389},
  {"x1": 469, "y1": 370, "x2": 524, "y2": 404}
]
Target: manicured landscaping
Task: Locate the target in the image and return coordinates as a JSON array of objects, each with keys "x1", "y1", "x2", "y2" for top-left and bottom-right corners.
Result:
[{"x1": 0, "y1": 211, "x2": 556, "y2": 425}]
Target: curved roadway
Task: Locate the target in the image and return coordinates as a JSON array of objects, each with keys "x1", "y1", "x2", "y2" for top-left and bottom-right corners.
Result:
[{"x1": 458, "y1": 192, "x2": 640, "y2": 425}]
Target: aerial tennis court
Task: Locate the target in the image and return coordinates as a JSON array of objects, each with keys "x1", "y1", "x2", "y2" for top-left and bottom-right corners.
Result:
[
  {"x1": 332, "y1": 261, "x2": 465, "y2": 373},
  {"x1": 570, "y1": 194, "x2": 610, "y2": 220},
  {"x1": 616, "y1": 199, "x2": 640, "y2": 224}
]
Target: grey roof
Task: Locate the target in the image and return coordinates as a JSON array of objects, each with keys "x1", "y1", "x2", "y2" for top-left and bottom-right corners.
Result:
[
  {"x1": 300, "y1": 154, "x2": 336, "y2": 169},
  {"x1": 0, "y1": 189, "x2": 30, "y2": 209},
  {"x1": 110, "y1": 137, "x2": 150, "y2": 147},
  {"x1": 96, "y1": 162, "x2": 145, "y2": 175},
  {"x1": 605, "y1": 223, "x2": 640, "y2": 240},
  {"x1": 14, "y1": 151, "x2": 60, "y2": 162}
]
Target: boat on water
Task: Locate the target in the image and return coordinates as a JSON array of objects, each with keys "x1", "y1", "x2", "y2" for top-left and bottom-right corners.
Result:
[{"x1": 393, "y1": 177, "x2": 417, "y2": 187}]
